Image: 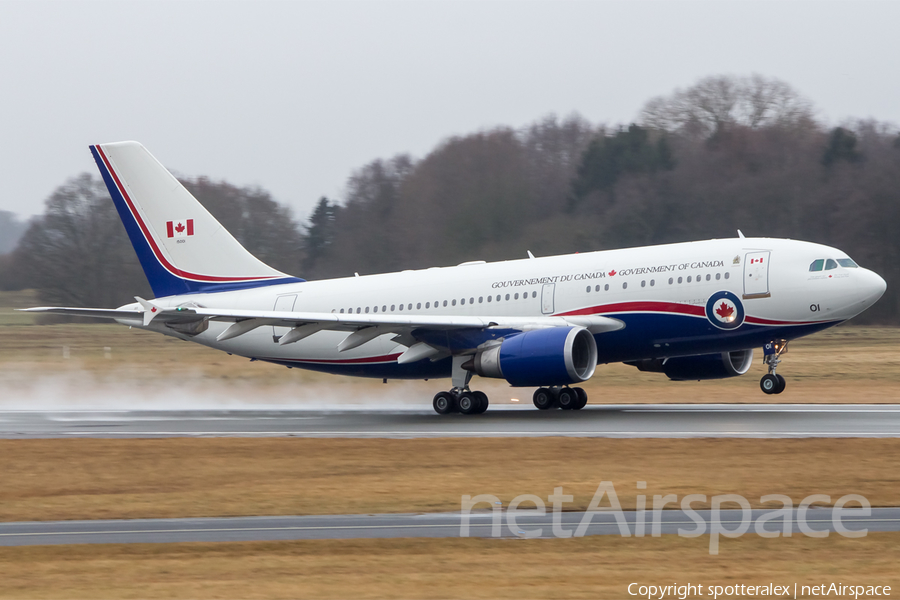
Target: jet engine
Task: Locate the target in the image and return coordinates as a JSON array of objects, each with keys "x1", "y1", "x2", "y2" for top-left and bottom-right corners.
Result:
[
  {"x1": 464, "y1": 326, "x2": 598, "y2": 387},
  {"x1": 631, "y1": 349, "x2": 754, "y2": 381}
]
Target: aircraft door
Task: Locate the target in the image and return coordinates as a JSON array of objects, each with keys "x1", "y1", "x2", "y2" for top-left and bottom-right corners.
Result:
[
  {"x1": 743, "y1": 251, "x2": 771, "y2": 299},
  {"x1": 541, "y1": 283, "x2": 555, "y2": 314},
  {"x1": 272, "y1": 294, "x2": 297, "y2": 342}
]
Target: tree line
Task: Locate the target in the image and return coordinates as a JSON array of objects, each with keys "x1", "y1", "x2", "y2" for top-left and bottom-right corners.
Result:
[{"x1": 2, "y1": 74, "x2": 899, "y2": 323}]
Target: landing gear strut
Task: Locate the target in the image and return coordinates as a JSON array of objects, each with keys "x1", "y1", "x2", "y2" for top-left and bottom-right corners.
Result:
[
  {"x1": 533, "y1": 386, "x2": 588, "y2": 410},
  {"x1": 760, "y1": 339, "x2": 788, "y2": 395}
]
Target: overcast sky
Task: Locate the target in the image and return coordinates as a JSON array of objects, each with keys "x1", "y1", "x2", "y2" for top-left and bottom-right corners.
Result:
[{"x1": 2, "y1": 0, "x2": 899, "y2": 223}]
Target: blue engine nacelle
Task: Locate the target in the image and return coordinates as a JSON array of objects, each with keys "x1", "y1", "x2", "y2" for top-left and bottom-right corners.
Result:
[
  {"x1": 632, "y1": 349, "x2": 754, "y2": 381},
  {"x1": 468, "y1": 326, "x2": 598, "y2": 387}
]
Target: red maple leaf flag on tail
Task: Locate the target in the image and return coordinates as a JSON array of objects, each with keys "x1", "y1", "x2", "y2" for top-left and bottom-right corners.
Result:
[
  {"x1": 166, "y1": 219, "x2": 194, "y2": 238},
  {"x1": 715, "y1": 301, "x2": 735, "y2": 320}
]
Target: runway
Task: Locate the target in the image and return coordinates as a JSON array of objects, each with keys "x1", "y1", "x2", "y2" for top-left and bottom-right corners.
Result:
[
  {"x1": 2, "y1": 507, "x2": 898, "y2": 546},
  {"x1": 1, "y1": 404, "x2": 900, "y2": 438}
]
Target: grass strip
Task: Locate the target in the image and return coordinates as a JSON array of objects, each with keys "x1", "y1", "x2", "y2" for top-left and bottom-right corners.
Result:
[{"x1": 2, "y1": 437, "x2": 899, "y2": 522}]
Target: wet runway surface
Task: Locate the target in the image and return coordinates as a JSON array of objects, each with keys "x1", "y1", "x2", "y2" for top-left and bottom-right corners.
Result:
[
  {"x1": 1, "y1": 404, "x2": 900, "y2": 438},
  {"x1": 2, "y1": 507, "x2": 897, "y2": 546}
]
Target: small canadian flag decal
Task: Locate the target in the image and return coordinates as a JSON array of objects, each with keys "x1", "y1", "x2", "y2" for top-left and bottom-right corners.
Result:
[{"x1": 166, "y1": 219, "x2": 194, "y2": 238}]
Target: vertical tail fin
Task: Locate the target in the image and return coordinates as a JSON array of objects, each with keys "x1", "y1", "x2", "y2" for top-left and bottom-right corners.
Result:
[{"x1": 91, "y1": 141, "x2": 303, "y2": 297}]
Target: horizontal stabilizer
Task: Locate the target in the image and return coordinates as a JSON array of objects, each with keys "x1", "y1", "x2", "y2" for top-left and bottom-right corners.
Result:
[{"x1": 18, "y1": 307, "x2": 143, "y2": 322}]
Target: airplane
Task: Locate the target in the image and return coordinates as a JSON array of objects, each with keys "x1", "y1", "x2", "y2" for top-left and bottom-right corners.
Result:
[{"x1": 24, "y1": 141, "x2": 887, "y2": 414}]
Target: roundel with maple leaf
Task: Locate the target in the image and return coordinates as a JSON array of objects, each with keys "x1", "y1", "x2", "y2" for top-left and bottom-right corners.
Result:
[{"x1": 705, "y1": 291, "x2": 745, "y2": 330}]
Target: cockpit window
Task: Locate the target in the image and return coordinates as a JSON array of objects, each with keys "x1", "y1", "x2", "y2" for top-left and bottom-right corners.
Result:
[
  {"x1": 824, "y1": 259, "x2": 838, "y2": 270},
  {"x1": 837, "y1": 258, "x2": 859, "y2": 268},
  {"x1": 809, "y1": 259, "x2": 824, "y2": 272}
]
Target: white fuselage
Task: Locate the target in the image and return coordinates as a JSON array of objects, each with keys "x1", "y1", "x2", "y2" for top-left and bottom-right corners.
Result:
[{"x1": 125, "y1": 237, "x2": 886, "y2": 380}]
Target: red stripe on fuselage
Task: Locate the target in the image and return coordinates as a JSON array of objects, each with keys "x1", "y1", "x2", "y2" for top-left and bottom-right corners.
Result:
[
  {"x1": 744, "y1": 315, "x2": 822, "y2": 326},
  {"x1": 275, "y1": 353, "x2": 404, "y2": 365},
  {"x1": 560, "y1": 301, "x2": 706, "y2": 318},
  {"x1": 95, "y1": 145, "x2": 280, "y2": 284},
  {"x1": 560, "y1": 301, "x2": 824, "y2": 326}
]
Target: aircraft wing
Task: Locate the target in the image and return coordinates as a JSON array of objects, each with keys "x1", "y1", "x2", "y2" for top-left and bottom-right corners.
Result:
[{"x1": 22, "y1": 299, "x2": 624, "y2": 358}]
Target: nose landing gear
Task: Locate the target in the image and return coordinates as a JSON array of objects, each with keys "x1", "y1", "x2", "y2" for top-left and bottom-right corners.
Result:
[{"x1": 760, "y1": 340, "x2": 788, "y2": 395}]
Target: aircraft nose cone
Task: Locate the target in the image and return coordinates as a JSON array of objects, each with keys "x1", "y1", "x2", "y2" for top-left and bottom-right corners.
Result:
[{"x1": 863, "y1": 269, "x2": 887, "y2": 302}]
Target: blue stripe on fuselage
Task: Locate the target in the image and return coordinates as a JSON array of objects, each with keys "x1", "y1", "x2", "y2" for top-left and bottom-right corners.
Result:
[{"x1": 256, "y1": 314, "x2": 842, "y2": 380}]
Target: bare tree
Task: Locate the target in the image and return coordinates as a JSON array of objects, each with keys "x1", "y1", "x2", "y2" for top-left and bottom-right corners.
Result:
[
  {"x1": 14, "y1": 174, "x2": 150, "y2": 307},
  {"x1": 641, "y1": 74, "x2": 815, "y2": 138}
]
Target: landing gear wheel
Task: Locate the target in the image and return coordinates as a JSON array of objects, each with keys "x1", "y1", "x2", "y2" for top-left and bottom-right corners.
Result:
[
  {"x1": 533, "y1": 388, "x2": 554, "y2": 410},
  {"x1": 458, "y1": 392, "x2": 480, "y2": 415},
  {"x1": 433, "y1": 391, "x2": 456, "y2": 414},
  {"x1": 572, "y1": 387, "x2": 588, "y2": 410},
  {"x1": 473, "y1": 391, "x2": 489, "y2": 414},
  {"x1": 557, "y1": 387, "x2": 577, "y2": 410},
  {"x1": 760, "y1": 374, "x2": 780, "y2": 395},
  {"x1": 774, "y1": 374, "x2": 786, "y2": 394}
]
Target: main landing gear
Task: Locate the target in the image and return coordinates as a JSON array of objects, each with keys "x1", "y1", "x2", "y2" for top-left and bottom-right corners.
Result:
[
  {"x1": 433, "y1": 355, "x2": 490, "y2": 415},
  {"x1": 760, "y1": 339, "x2": 788, "y2": 395},
  {"x1": 533, "y1": 386, "x2": 588, "y2": 410},
  {"x1": 433, "y1": 389, "x2": 489, "y2": 415}
]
